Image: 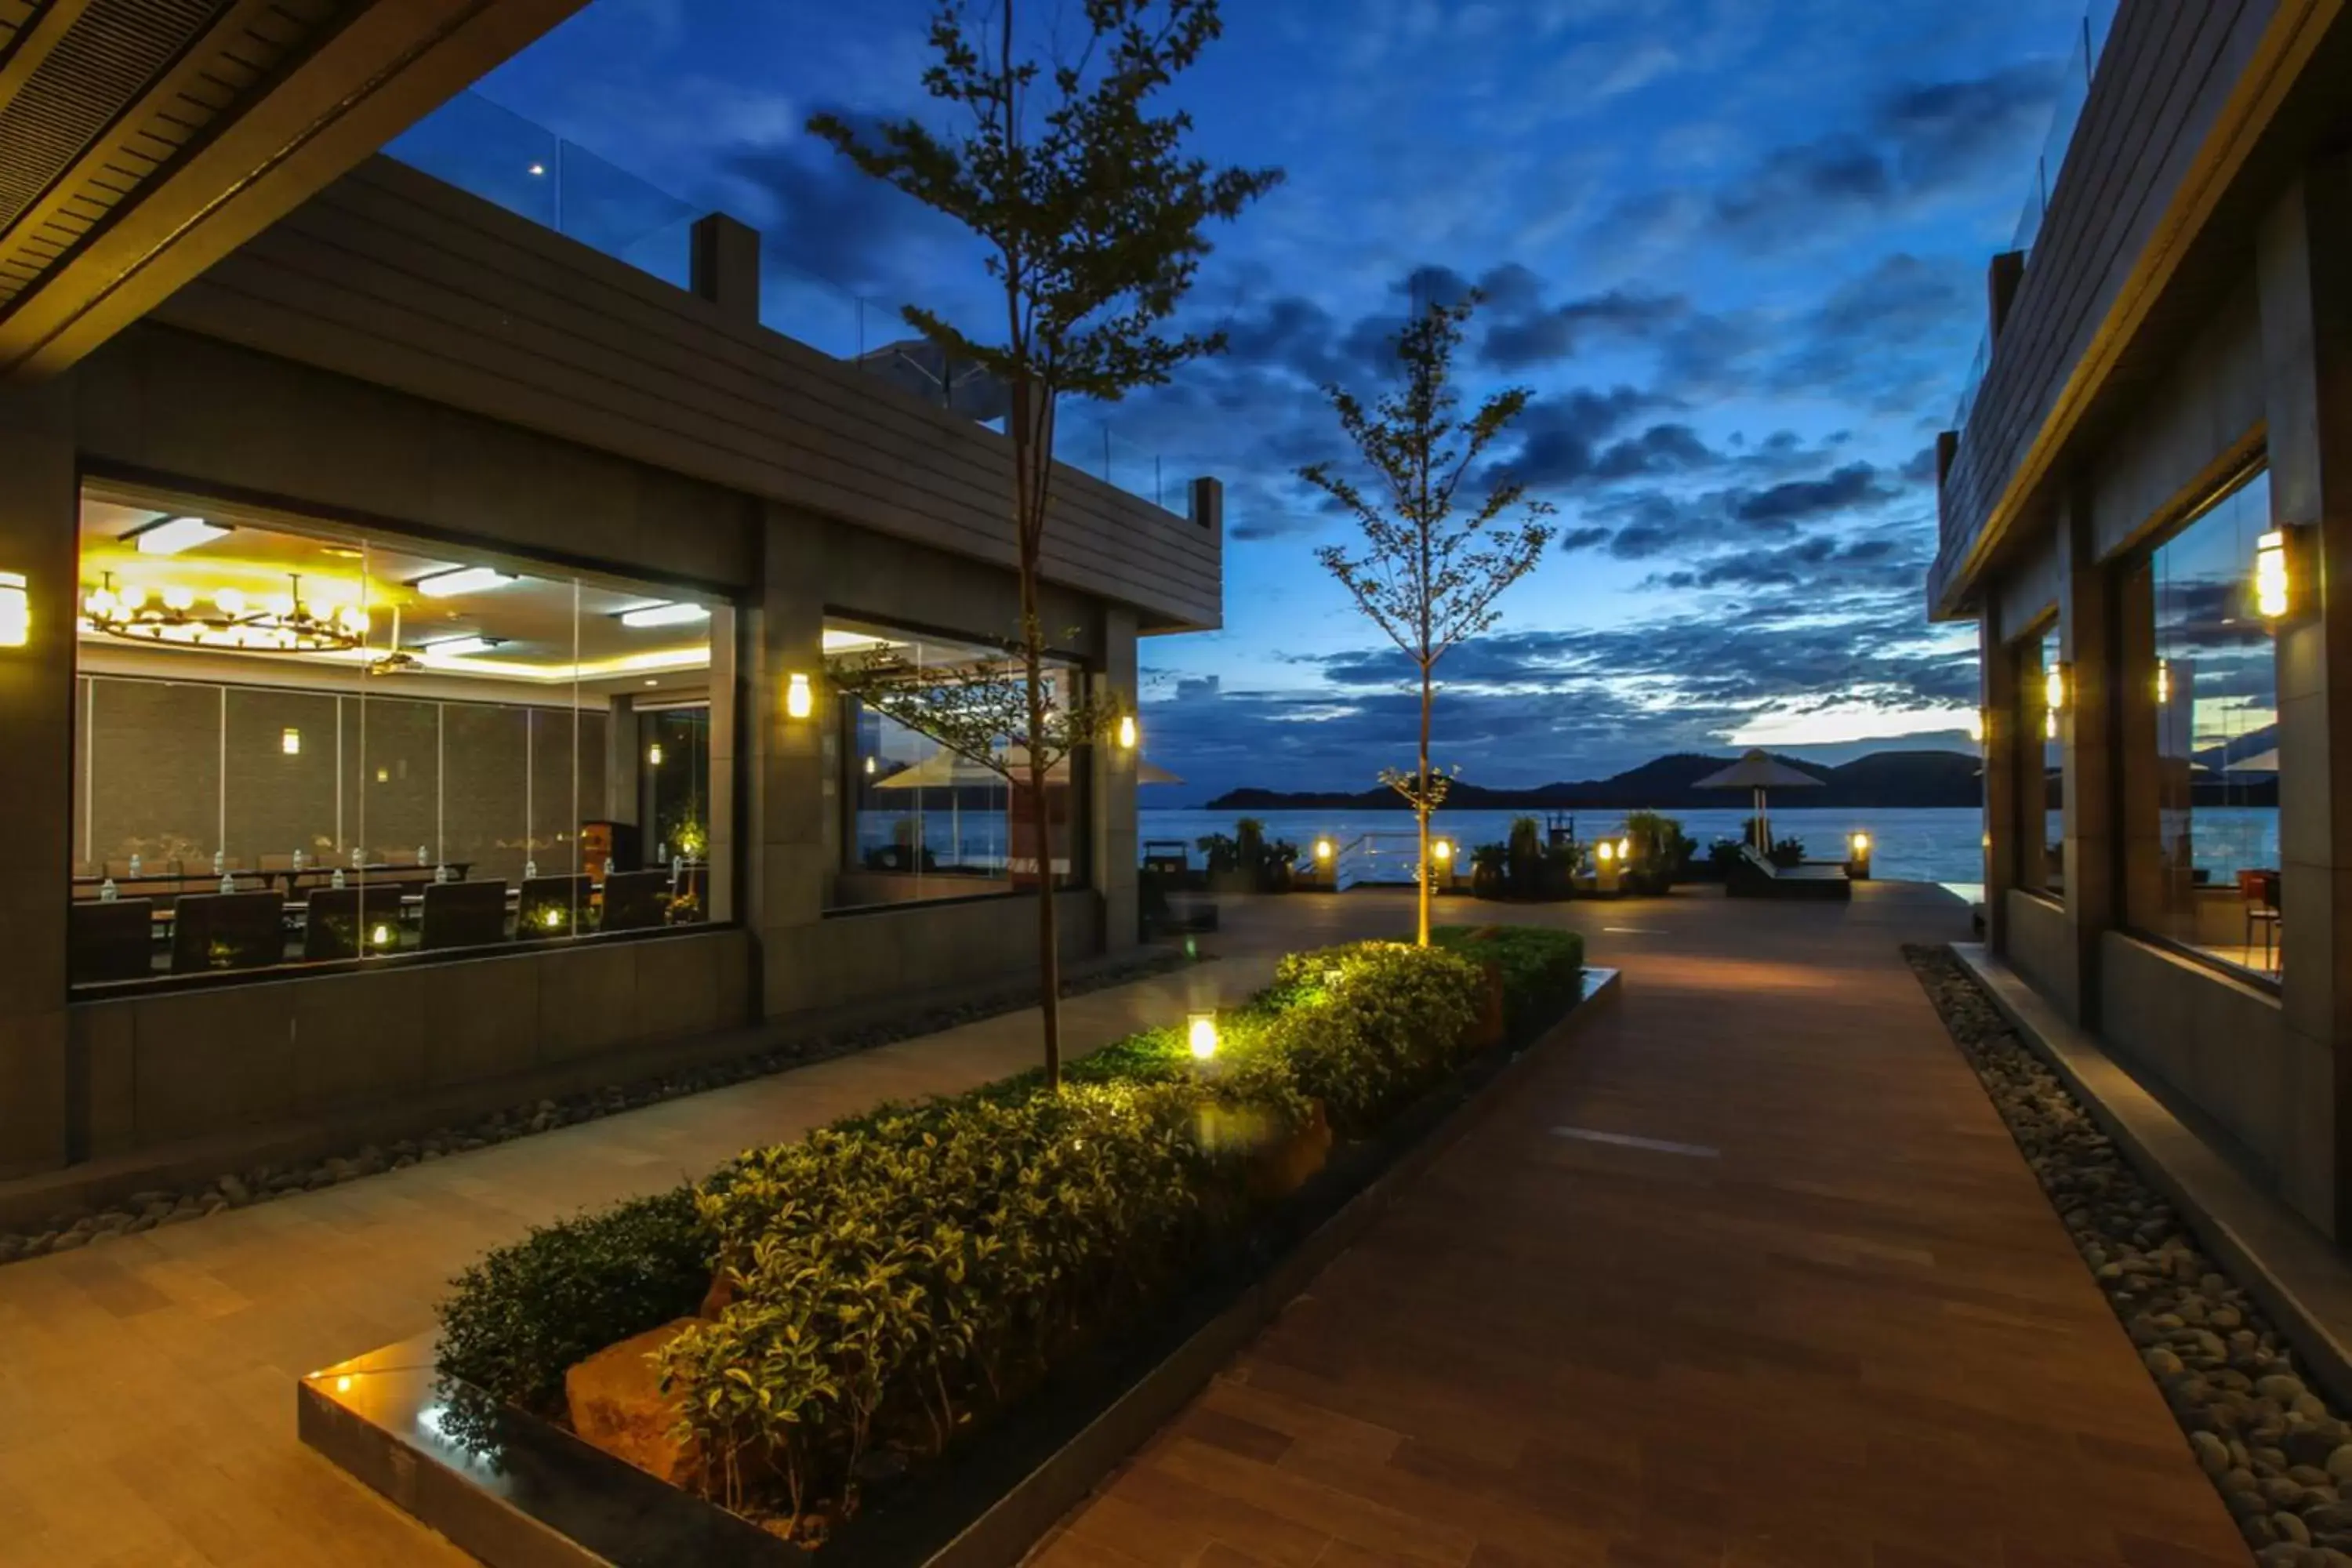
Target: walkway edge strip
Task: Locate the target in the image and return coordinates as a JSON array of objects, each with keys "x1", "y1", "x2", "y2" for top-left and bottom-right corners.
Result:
[
  {"x1": 928, "y1": 966, "x2": 1623, "y2": 1568},
  {"x1": 1951, "y1": 942, "x2": 2352, "y2": 1414}
]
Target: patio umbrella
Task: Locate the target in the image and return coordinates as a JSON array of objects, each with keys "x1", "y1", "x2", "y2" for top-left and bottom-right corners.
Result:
[{"x1": 1692, "y1": 749, "x2": 1827, "y2": 852}]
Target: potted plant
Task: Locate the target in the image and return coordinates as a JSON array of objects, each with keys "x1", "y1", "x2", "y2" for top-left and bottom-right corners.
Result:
[
  {"x1": 1541, "y1": 840, "x2": 1579, "y2": 899},
  {"x1": 1469, "y1": 842, "x2": 1508, "y2": 899},
  {"x1": 1258, "y1": 837, "x2": 1300, "y2": 893},
  {"x1": 1506, "y1": 815, "x2": 1544, "y2": 899},
  {"x1": 1622, "y1": 811, "x2": 1694, "y2": 895}
]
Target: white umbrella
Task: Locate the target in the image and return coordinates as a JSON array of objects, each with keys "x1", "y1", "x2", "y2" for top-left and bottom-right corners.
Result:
[{"x1": 1692, "y1": 748, "x2": 1826, "y2": 852}]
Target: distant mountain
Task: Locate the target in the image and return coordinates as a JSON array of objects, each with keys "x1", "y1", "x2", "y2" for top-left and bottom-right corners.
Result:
[{"x1": 1203, "y1": 748, "x2": 1985, "y2": 811}]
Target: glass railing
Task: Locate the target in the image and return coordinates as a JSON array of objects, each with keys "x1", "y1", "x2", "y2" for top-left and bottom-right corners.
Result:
[
  {"x1": 1949, "y1": 0, "x2": 2120, "y2": 433},
  {"x1": 385, "y1": 90, "x2": 1178, "y2": 512}
]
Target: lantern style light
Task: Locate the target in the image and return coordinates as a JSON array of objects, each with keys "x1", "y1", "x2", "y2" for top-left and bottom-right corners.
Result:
[
  {"x1": 1313, "y1": 837, "x2": 1334, "y2": 862},
  {"x1": 2255, "y1": 529, "x2": 2292, "y2": 620},
  {"x1": 1431, "y1": 839, "x2": 1453, "y2": 864},
  {"x1": 1849, "y1": 831, "x2": 1871, "y2": 856},
  {"x1": 786, "y1": 672, "x2": 814, "y2": 719},
  {"x1": 1595, "y1": 840, "x2": 1615, "y2": 864},
  {"x1": 0, "y1": 570, "x2": 27, "y2": 648},
  {"x1": 1186, "y1": 1011, "x2": 1219, "y2": 1060},
  {"x1": 1116, "y1": 713, "x2": 1138, "y2": 750}
]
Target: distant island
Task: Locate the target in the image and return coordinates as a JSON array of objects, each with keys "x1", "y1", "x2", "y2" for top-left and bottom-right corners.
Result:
[{"x1": 1204, "y1": 749, "x2": 1985, "y2": 811}]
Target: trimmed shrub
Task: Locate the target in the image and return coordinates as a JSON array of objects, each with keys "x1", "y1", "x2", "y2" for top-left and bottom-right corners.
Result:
[
  {"x1": 1433, "y1": 924, "x2": 1585, "y2": 1036},
  {"x1": 434, "y1": 1186, "x2": 710, "y2": 1438},
  {"x1": 433, "y1": 934, "x2": 1579, "y2": 1537}
]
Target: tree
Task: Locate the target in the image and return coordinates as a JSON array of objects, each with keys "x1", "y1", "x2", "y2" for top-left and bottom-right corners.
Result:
[
  {"x1": 1298, "y1": 292, "x2": 1556, "y2": 946},
  {"x1": 811, "y1": 0, "x2": 1281, "y2": 1086}
]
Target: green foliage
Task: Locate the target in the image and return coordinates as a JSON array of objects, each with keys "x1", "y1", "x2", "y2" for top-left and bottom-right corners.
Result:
[
  {"x1": 434, "y1": 1187, "x2": 711, "y2": 1444},
  {"x1": 434, "y1": 935, "x2": 1584, "y2": 1535},
  {"x1": 1433, "y1": 925, "x2": 1585, "y2": 1036},
  {"x1": 1623, "y1": 810, "x2": 1696, "y2": 892},
  {"x1": 1507, "y1": 816, "x2": 1542, "y2": 858}
]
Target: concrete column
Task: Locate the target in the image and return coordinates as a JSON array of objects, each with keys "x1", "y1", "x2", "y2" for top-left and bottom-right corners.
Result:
[
  {"x1": 2256, "y1": 158, "x2": 2352, "y2": 1232},
  {"x1": 2058, "y1": 487, "x2": 2117, "y2": 1030},
  {"x1": 746, "y1": 503, "x2": 827, "y2": 1018},
  {"x1": 0, "y1": 389, "x2": 76, "y2": 1177},
  {"x1": 1980, "y1": 601, "x2": 2016, "y2": 956},
  {"x1": 603, "y1": 693, "x2": 637, "y2": 828},
  {"x1": 1093, "y1": 606, "x2": 1139, "y2": 954},
  {"x1": 690, "y1": 213, "x2": 762, "y2": 328},
  {"x1": 707, "y1": 606, "x2": 739, "y2": 925}
]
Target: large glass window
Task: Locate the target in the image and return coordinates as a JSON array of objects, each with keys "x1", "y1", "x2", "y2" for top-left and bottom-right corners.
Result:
[
  {"x1": 2013, "y1": 621, "x2": 2063, "y2": 898},
  {"x1": 68, "y1": 485, "x2": 732, "y2": 988},
  {"x1": 2123, "y1": 468, "x2": 2280, "y2": 971},
  {"x1": 826, "y1": 618, "x2": 1091, "y2": 909}
]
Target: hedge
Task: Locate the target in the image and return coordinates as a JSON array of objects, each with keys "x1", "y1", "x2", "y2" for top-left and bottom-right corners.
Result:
[
  {"x1": 432, "y1": 929, "x2": 1583, "y2": 1537},
  {"x1": 1432, "y1": 924, "x2": 1585, "y2": 1038}
]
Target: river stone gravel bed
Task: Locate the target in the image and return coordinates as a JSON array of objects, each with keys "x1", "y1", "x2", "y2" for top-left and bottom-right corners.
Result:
[
  {"x1": 1907, "y1": 943, "x2": 2351, "y2": 1566},
  {"x1": 0, "y1": 948, "x2": 1192, "y2": 1270}
]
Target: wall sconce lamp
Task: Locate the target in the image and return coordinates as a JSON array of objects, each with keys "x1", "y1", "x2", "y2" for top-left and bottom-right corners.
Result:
[
  {"x1": 1116, "y1": 713, "x2": 1138, "y2": 750},
  {"x1": 2155, "y1": 659, "x2": 2170, "y2": 706},
  {"x1": 647, "y1": 742, "x2": 664, "y2": 767},
  {"x1": 785, "y1": 671, "x2": 813, "y2": 720},
  {"x1": 2255, "y1": 527, "x2": 2307, "y2": 621},
  {"x1": 0, "y1": 571, "x2": 27, "y2": 648},
  {"x1": 281, "y1": 727, "x2": 302, "y2": 757},
  {"x1": 2044, "y1": 661, "x2": 2068, "y2": 714}
]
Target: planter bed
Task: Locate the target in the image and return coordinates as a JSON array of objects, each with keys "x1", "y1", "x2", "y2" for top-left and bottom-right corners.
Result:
[{"x1": 302, "y1": 928, "x2": 1607, "y2": 1568}]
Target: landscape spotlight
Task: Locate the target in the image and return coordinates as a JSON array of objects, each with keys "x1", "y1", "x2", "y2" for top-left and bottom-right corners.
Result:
[{"x1": 1187, "y1": 1011, "x2": 1219, "y2": 1061}]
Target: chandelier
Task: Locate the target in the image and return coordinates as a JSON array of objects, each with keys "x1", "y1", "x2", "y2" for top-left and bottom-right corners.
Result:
[{"x1": 82, "y1": 572, "x2": 368, "y2": 654}]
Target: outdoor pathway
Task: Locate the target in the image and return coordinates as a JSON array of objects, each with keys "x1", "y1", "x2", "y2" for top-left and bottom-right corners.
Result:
[
  {"x1": 1033, "y1": 884, "x2": 2253, "y2": 1568},
  {"x1": 0, "y1": 923, "x2": 1359, "y2": 1568}
]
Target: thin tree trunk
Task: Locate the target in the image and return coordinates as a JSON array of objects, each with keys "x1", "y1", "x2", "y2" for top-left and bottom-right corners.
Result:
[
  {"x1": 1024, "y1": 593, "x2": 1061, "y2": 1087},
  {"x1": 1416, "y1": 662, "x2": 1432, "y2": 946}
]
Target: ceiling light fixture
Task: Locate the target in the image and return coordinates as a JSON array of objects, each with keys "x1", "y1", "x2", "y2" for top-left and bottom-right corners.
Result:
[
  {"x1": 83, "y1": 571, "x2": 362, "y2": 653},
  {"x1": 619, "y1": 601, "x2": 710, "y2": 629},
  {"x1": 420, "y1": 634, "x2": 504, "y2": 659},
  {"x1": 130, "y1": 516, "x2": 230, "y2": 556},
  {"x1": 413, "y1": 566, "x2": 518, "y2": 598}
]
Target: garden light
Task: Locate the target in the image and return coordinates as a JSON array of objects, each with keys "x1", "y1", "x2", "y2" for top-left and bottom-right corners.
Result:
[
  {"x1": 786, "y1": 672, "x2": 813, "y2": 719},
  {"x1": 1313, "y1": 837, "x2": 1333, "y2": 861},
  {"x1": 1116, "y1": 713, "x2": 1138, "y2": 750},
  {"x1": 1595, "y1": 840, "x2": 1614, "y2": 864},
  {"x1": 1616, "y1": 836, "x2": 1631, "y2": 862},
  {"x1": 1186, "y1": 1011, "x2": 1219, "y2": 1061},
  {"x1": 1849, "y1": 831, "x2": 1871, "y2": 855},
  {"x1": 369, "y1": 923, "x2": 394, "y2": 949},
  {"x1": 542, "y1": 907, "x2": 564, "y2": 930},
  {"x1": 2256, "y1": 529, "x2": 2292, "y2": 619},
  {"x1": 1432, "y1": 840, "x2": 1452, "y2": 863}
]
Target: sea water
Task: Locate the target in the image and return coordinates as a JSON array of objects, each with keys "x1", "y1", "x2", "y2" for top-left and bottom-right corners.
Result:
[{"x1": 1137, "y1": 805, "x2": 2282, "y2": 889}]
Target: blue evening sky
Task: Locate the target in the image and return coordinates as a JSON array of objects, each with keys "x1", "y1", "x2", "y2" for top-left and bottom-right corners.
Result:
[{"x1": 449, "y1": 0, "x2": 2082, "y2": 802}]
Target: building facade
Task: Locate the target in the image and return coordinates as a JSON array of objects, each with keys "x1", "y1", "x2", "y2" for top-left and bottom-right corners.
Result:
[
  {"x1": 1933, "y1": 1, "x2": 2352, "y2": 1236},
  {"x1": 0, "y1": 154, "x2": 1221, "y2": 1185}
]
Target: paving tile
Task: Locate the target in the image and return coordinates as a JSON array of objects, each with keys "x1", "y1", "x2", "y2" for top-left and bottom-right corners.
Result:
[{"x1": 1045, "y1": 887, "x2": 2247, "y2": 1568}]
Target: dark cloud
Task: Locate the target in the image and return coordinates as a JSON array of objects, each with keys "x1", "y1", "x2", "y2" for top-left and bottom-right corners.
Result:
[
  {"x1": 724, "y1": 109, "x2": 965, "y2": 294},
  {"x1": 1599, "y1": 61, "x2": 2063, "y2": 256},
  {"x1": 1479, "y1": 286, "x2": 1689, "y2": 370},
  {"x1": 1486, "y1": 385, "x2": 1663, "y2": 488},
  {"x1": 1734, "y1": 462, "x2": 1896, "y2": 524},
  {"x1": 1556, "y1": 524, "x2": 1613, "y2": 554}
]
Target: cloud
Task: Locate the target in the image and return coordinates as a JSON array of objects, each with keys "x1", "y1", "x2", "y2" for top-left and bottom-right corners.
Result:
[
  {"x1": 1733, "y1": 462, "x2": 1897, "y2": 524},
  {"x1": 720, "y1": 107, "x2": 971, "y2": 296},
  {"x1": 1479, "y1": 285, "x2": 1690, "y2": 369}
]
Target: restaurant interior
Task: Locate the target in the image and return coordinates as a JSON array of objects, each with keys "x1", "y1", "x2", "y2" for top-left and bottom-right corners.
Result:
[{"x1": 67, "y1": 481, "x2": 728, "y2": 988}]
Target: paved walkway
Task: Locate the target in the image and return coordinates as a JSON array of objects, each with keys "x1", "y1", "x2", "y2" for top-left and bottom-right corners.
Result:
[
  {"x1": 1035, "y1": 884, "x2": 2252, "y2": 1568},
  {"x1": 0, "y1": 930, "x2": 1340, "y2": 1568},
  {"x1": 0, "y1": 887, "x2": 2246, "y2": 1566}
]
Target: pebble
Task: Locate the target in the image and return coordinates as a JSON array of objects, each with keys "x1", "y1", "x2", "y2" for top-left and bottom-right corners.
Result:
[
  {"x1": 0, "y1": 949, "x2": 1188, "y2": 1269},
  {"x1": 1911, "y1": 948, "x2": 2352, "y2": 1561}
]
